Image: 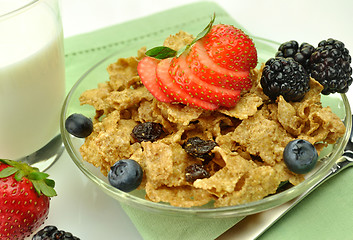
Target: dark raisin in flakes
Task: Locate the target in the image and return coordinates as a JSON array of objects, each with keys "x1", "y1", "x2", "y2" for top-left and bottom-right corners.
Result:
[
  {"x1": 132, "y1": 122, "x2": 163, "y2": 142},
  {"x1": 185, "y1": 164, "x2": 211, "y2": 183},
  {"x1": 184, "y1": 137, "x2": 217, "y2": 161}
]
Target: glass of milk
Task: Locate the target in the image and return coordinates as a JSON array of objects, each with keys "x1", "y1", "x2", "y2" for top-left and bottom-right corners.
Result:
[{"x1": 0, "y1": 0, "x2": 65, "y2": 170}]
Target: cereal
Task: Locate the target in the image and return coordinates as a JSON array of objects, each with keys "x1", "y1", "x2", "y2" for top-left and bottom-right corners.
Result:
[{"x1": 79, "y1": 31, "x2": 346, "y2": 207}]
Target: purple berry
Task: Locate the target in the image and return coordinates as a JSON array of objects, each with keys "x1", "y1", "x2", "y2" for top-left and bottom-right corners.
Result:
[
  {"x1": 108, "y1": 159, "x2": 143, "y2": 192},
  {"x1": 283, "y1": 139, "x2": 318, "y2": 174}
]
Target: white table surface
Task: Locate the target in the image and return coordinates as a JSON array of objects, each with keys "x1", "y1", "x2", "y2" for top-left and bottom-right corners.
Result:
[{"x1": 32, "y1": 0, "x2": 353, "y2": 239}]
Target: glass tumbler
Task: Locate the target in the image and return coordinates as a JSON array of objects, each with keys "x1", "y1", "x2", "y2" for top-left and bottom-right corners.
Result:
[{"x1": 0, "y1": 0, "x2": 65, "y2": 170}]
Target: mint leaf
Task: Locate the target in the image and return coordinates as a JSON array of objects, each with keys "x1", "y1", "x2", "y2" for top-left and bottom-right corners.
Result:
[
  {"x1": 145, "y1": 13, "x2": 216, "y2": 59},
  {"x1": 145, "y1": 46, "x2": 177, "y2": 59},
  {"x1": 191, "y1": 13, "x2": 216, "y2": 45},
  {"x1": 176, "y1": 13, "x2": 216, "y2": 57}
]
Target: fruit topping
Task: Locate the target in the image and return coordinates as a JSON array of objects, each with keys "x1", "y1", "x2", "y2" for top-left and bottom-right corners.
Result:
[
  {"x1": 132, "y1": 122, "x2": 164, "y2": 142},
  {"x1": 167, "y1": 54, "x2": 241, "y2": 108},
  {"x1": 108, "y1": 159, "x2": 143, "y2": 192},
  {"x1": 32, "y1": 225, "x2": 80, "y2": 240},
  {"x1": 283, "y1": 139, "x2": 318, "y2": 174},
  {"x1": 184, "y1": 137, "x2": 217, "y2": 161},
  {"x1": 202, "y1": 24, "x2": 257, "y2": 71},
  {"x1": 185, "y1": 164, "x2": 211, "y2": 183},
  {"x1": 260, "y1": 57, "x2": 310, "y2": 102},
  {"x1": 65, "y1": 113, "x2": 93, "y2": 138},
  {"x1": 137, "y1": 16, "x2": 257, "y2": 110},
  {"x1": 187, "y1": 42, "x2": 251, "y2": 91},
  {"x1": 137, "y1": 57, "x2": 171, "y2": 103},
  {"x1": 0, "y1": 159, "x2": 57, "y2": 239},
  {"x1": 275, "y1": 40, "x2": 314, "y2": 70},
  {"x1": 309, "y1": 38, "x2": 352, "y2": 95},
  {"x1": 155, "y1": 57, "x2": 219, "y2": 110}
]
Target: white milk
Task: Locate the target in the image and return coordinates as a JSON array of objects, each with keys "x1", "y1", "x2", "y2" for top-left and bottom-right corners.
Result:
[{"x1": 0, "y1": 1, "x2": 65, "y2": 159}]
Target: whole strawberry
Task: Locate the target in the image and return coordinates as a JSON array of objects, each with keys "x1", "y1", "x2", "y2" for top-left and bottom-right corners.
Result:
[{"x1": 0, "y1": 159, "x2": 56, "y2": 240}]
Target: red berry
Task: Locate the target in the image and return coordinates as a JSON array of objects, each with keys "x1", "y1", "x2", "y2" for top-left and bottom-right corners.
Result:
[
  {"x1": 137, "y1": 56, "x2": 171, "y2": 103},
  {"x1": 187, "y1": 42, "x2": 252, "y2": 91},
  {"x1": 156, "y1": 58, "x2": 218, "y2": 110},
  {"x1": 168, "y1": 54, "x2": 241, "y2": 107},
  {"x1": 137, "y1": 24, "x2": 258, "y2": 110},
  {"x1": 0, "y1": 160, "x2": 56, "y2": 239},
  {"x1": 202, "y1": 24, "x2": 257, "y2": 71}
]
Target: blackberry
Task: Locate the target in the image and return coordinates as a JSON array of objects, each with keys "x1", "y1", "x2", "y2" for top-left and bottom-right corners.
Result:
[
  {"x1": 260, "y1": 57, "x2": 310, "y2": 102},
  {"x1": 32, "y1": 225, "x2": 80, "y2": 240},
  {"x1": 309, "y1": 38, "x2": 352, "y2": 95},
  {"x1": 276, "y1": 40, "x2": 314, "y2": 70}
]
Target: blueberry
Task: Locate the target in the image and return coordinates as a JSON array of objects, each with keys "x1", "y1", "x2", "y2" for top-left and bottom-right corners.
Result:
[
  {"x1": 65, "y1": 113, "x2": 93, "y2": 138},
  {"x1": 108, "y1": 159, "x2": 143, "y2": 192},
  {"x1": 283, "y1": 139, "x2": 318, "y2": 174}
]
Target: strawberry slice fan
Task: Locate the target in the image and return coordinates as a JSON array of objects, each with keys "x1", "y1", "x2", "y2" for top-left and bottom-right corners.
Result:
[{"x1": 137, "y1": 18, "x2": 258, "y2": 111}]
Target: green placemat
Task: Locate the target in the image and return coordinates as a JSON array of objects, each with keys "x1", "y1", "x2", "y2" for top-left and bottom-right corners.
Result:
[
  {"x1": 64, "y1": 2, "x2": 245, "y2": 240},
  {"x1": 64, "y1": 1, "x2": 245, "y2": 94}
]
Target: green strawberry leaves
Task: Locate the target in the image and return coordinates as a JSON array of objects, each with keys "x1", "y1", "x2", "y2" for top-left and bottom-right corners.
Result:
[
  {"x1": 145, "y1": 13, "x2": 216, "y2": 59},
  {"x1": 0, "y1": 166, "x2": 18, "y2": 178},
  {"x1": 0, "y1": 159, "x2": 57, "y2": 197}
]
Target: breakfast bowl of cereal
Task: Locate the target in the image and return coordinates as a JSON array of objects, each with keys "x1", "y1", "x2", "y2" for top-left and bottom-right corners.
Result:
[{"x1": 60, "y1": 19, "x2": 352, "y2": 218}]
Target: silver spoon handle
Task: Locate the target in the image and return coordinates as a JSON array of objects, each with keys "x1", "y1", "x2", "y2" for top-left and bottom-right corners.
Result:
[
  {"x1": 255, "y1": 151, "x2": 353, "y2": 239},
  {"x1": 291, "y1": 150, "x2": 353, "y2": 207}
]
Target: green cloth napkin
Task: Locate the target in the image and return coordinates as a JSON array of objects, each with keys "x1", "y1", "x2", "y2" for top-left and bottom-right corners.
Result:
[{"x1": 64, "y1": 2, "x2": 244, "y2": 240}]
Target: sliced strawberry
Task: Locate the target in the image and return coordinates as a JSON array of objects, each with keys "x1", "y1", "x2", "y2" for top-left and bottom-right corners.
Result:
[
  {"x1": 169, "y1": 54, "x2": 241, "y2": 107},
  {"x1": 137, "y1": 57, "x2": 171, "y2": 103},
  {"x1": 202, "y1": 24, "x2": 257, "y2": 71},
  {"x1": 187, "y1": 42, "x2": 252, "y2": 91},
  {"x1": 156, "y1": 58, "x2": 218, "y2": 110}
]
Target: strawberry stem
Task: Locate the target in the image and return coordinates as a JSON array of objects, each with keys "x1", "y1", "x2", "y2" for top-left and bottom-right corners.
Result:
[{"x1": 0, "y1": 159, "x2": 57, "y2": 197}]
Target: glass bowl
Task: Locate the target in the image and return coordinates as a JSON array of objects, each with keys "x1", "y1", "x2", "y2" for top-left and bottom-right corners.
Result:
[{"x1": 60, "y1": 37, "x2": 352, "y2": 218}]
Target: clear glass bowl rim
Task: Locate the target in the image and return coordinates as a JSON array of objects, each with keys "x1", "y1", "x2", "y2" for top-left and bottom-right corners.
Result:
[{"x1": 60, "y1": 37, "x2": 352, "y2": 218}]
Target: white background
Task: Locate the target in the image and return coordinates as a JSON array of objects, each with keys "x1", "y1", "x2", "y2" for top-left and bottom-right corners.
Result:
[{"x1": 35, "y1": 0, "x2": 353, "y2": 239}]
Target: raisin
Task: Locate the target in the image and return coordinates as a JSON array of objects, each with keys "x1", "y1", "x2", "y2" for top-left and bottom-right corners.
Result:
[
  {"x1": 185, "y1": 164, "x2": 211, "y2": 183},
  {"x1": 184, "y1": 137, "x2": 217, "y2": 160},
  {"x1": 132, "y1": 122, "x2": 163, "y2": 142}
]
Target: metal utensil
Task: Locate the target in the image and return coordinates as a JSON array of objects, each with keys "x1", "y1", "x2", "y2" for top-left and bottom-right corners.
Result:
[
  {"x1": 253, "y1": 117, "x2": 353, "y2": 238},
  {"x1": 222, "y1": 116, "x2": 353, "y2": 240},
  {"x1": 18, "y1": 134, "x2": 64, "y2": 171}
]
